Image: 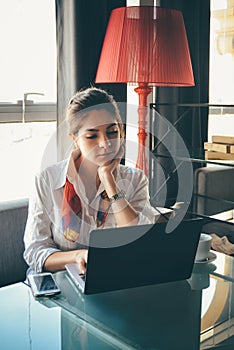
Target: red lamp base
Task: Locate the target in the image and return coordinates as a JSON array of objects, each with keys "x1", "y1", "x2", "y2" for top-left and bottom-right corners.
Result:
[{"x1": 134, "y1": 84, "x2": 152, "y2": 177}]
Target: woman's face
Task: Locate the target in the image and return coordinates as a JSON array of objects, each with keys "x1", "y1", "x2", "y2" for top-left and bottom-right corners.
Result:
[{"x1": 72, "y1": 109, "x2": 121, "y2": 166}]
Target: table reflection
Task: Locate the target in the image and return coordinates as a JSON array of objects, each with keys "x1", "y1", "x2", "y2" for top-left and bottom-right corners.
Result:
[
  {"x1": 187, "y1": 262, "x2": 216, "y2": 291},
  {"x1": 200, "y1": 252, "x2": 234, "y2": 348},
  {"x1": 54, "y1": 271, "x2": 202, "y2": 350}
]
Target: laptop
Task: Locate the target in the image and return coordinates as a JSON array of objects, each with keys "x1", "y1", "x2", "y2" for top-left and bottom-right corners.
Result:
[{"x1": 65, "y1": 218, "x2": 203, "y2": 295}]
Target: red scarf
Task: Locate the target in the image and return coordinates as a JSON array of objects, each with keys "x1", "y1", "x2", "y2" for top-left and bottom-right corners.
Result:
[{"x1": 62, "y1": 178, "x2": 111, "y2": 242}]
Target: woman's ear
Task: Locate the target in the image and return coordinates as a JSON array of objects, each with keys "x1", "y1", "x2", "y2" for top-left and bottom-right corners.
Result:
[
  {"x1": 69, "y1": 133, "x2": 76, "y2": 142},
  {"x1": 69, "y1": 133, "x2": 79, "y2": 149},
  {"x1": 69, "y1": 134, "x2": 81, "y2": 160}
]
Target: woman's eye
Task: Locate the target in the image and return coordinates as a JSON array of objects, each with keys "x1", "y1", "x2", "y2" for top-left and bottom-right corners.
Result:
[
  {"x1": 107, "y1": 130, "x2": 118, "y2": 136},
  {"x1": 86, "y1": 134, "x2": 97, "y2": 139}
]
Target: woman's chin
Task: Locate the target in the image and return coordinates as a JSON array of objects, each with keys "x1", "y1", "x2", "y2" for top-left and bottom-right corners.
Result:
[
  {"x1": 96, "y1": 159, "x2": 111, "y2": 167},
  {"x1": 96, "y1": 153, "x2": 114, "y2": 163}
]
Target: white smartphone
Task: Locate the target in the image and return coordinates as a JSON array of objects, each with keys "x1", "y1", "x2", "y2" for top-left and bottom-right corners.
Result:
[{"x1": 28, "y1": 272, "x2": 61, "y2": 297}]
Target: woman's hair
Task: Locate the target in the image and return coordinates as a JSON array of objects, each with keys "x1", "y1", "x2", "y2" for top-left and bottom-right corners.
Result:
[{"x1": 66, "y1": 87, "x2": 125, "y2": 139}]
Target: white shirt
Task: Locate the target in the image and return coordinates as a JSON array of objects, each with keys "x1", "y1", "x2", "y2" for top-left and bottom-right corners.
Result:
[{"x1": 24, "y1": 157, "x2": 158, "y2": 272}]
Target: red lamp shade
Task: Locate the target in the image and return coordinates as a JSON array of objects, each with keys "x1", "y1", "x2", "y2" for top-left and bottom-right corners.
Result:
[
  {"x1": 96, "y1": 6, "x2": 194, "y2": 176},
  {"x1": 95, "y1": 6, "x2": 194, "y2": 86}
]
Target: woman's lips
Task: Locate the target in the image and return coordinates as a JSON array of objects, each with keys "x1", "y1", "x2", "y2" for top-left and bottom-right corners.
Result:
[{"x1": 97, "y1": 152, "x2": 113, "y2": 158}]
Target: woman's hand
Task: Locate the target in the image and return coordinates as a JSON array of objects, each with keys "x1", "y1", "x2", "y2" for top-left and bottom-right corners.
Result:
[
  {"x1": 98, "y1": 145, "x2": 124, "y2": 183},
  {"x1": 75, "y1": 249, "x2": 88, "y2": 274}
]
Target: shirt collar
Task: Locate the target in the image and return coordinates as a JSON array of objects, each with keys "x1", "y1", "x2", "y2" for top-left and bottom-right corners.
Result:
[
  {"x1": 52, "y1": 150, "x2": 79, "y2": 190},
  {"x1": 96, "y1": 182, "x2": 105, "y2": 197},
  {"x1": 52, "y1": 159, "x2": 69, "y2": 190},
  {"x1": 66, "y1": 149, "x2": 80, "y2": 183}
]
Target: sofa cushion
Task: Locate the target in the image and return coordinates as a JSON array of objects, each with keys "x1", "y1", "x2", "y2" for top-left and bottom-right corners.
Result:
[
  {"x1": 0, "y1": 198, "x2": 29, "y2": 287},
  {"x1": 194, "y1": 166, "x2": 234, "y2": 216}
]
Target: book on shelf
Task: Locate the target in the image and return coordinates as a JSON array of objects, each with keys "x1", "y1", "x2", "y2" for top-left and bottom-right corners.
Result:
[
  {"x1": 204, "y1": 142, "x2": 234, "y2": 154},
  {"x1": 212, "y1": 135, "x2": 234, "y2": 145},
  {"x1": 205, "y1": 150, "x2": 234, "y2": 160}
]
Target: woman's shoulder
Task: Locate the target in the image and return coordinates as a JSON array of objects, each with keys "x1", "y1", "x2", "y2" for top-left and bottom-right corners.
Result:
[
  {"x1": 39, "y1": 159, "x2": 68, "y2": 176},
  {"x1": 43, "y1": 158, "x2": 68, "y2": 172},
  {"x1": 118, "y1": 164, "x2": 146, "y2": 179},
  {"x1": 35, "y1": 158, "x2": 69, "y2": 189}
]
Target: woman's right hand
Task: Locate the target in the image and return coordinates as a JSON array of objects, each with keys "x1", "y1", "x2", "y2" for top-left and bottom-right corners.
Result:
[{"x1": 75, "y1": 249, "x2": 88, "y2": 274}]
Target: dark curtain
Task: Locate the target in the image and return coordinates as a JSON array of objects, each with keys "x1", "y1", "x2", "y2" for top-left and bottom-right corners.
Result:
[
  {"x1": 150, "y1": 0, "x2": 210, "y2": 206},
  {"x1": 56, "y1": 0, "x2": 126, "y2": 160}
]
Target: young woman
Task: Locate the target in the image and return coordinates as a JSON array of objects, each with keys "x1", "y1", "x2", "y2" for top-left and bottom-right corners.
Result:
[{"x1": 24, "y1": 87, "x2": 157, "y2": 274}]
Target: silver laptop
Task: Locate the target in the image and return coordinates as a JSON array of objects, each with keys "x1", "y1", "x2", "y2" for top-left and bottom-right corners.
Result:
[{"x1": 65, "y1": 218, "x2": 203, "y2": 295}]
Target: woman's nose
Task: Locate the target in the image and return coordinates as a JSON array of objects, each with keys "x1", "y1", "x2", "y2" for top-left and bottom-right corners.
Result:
[{"x1": 99, "y1": 137, "x2": 111, "y2": 150}]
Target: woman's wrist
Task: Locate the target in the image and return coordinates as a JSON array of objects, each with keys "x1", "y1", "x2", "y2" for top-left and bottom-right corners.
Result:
[
  {"x1": 109, "y1": 190, "x2": 126, "y2": 203},
  {"x1": 100, "y1": 172, "x2": 119, "y2": 198}
]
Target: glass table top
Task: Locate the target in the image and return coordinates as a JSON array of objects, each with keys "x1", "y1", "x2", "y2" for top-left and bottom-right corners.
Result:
[
  {"x1": 0, "y1": 282, "x2": 118, "y2": 350},
  {"x1": 1, "y1": 251, "x2": 234, "y2": 350}
]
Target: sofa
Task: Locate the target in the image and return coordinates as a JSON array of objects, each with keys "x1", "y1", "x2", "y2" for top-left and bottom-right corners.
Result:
[
  {"x1": 0, "y1": 198, "x2": 29, "y2": 287},
  {"x1": 194, "y1": 165, "x2": 234, "y2": 243},
  {"x1": 194, "y1": 165, "x2": 234, "y2": 216}
]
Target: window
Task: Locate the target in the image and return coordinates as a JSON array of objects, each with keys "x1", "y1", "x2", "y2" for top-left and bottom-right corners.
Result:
[
  {"x1": 0, "y1": 0, "x2": 56, "y2": 103},
  {"x1": 208, "y1": 0, "x2": 234, "y2": 140},
  {"x1": 0, "y1": 0, "x2": 57, "y2": 202}
]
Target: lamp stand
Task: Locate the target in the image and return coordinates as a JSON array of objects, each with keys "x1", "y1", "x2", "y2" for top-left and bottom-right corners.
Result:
[{"x1": 134, "y1": 84, "x2": 152, "y2": 177}]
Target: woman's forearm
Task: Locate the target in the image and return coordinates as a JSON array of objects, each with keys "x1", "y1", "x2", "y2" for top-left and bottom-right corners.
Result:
[
  {"x1": 110, "y1": 197, "x2": 139, "y2": 226},
  {"x1": 44, "y1": 249, "x2": 87, "y2": 273},
  {"x1": 100, "y1": 172, "x2": 139, "y2": 226}
]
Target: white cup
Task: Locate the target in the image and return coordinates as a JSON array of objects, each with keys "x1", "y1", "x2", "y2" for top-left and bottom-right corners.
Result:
[{"x1": 195, "y1": 233, "x2": 212, "y2": 261}]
